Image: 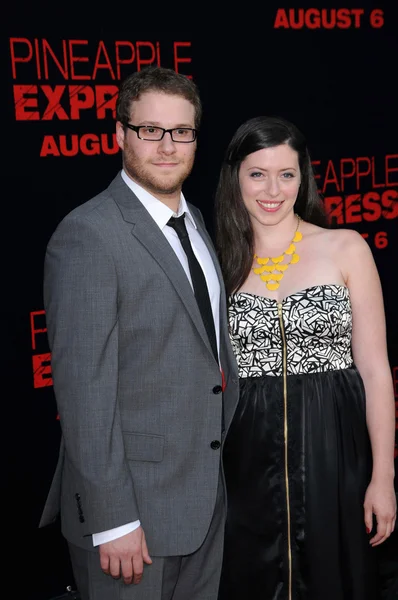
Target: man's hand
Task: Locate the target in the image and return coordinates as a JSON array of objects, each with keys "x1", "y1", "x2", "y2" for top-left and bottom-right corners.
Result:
[{"x1": 99, "y1": 527, "x2": 152, "y2": 585}]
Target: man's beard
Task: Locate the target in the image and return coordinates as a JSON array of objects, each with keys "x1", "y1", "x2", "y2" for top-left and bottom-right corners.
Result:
[{"x1": 123, "y1": 147, "x2": 195, "y2": 197}]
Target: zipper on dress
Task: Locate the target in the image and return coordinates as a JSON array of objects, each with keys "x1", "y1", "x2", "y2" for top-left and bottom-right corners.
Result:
[{"x1": 277, "y1": 302, "x2": 292, "y2": 600}]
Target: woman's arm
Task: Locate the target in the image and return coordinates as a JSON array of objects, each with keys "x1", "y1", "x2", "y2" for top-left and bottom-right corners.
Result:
[{"x1": 343, "y1": 229, "x2": 396, "y2": 546}]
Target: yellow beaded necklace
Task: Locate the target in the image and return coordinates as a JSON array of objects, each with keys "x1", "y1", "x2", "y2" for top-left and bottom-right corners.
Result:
[{"x1": 253, "y1": 215, "x2": 302, "y2": 291}]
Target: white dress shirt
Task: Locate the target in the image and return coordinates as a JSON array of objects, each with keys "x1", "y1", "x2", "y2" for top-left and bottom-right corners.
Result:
[{"x1": 92, "y1": 170, "x2": 221, "y2": 546}]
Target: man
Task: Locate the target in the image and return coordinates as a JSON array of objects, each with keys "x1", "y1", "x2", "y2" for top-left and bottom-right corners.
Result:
[{"x1": 39, "y1": 66, "x2": 239, "y2": 600}]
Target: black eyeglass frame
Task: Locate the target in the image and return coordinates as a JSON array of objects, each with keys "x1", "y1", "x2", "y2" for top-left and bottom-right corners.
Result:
[{"x1": 123, "y1": 123, "x2": 197, "y2": 143}]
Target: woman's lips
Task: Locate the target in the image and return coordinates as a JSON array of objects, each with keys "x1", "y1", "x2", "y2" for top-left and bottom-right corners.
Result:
[{"x1": 257, "y1": 200, "x2": 284, "y2": 212}]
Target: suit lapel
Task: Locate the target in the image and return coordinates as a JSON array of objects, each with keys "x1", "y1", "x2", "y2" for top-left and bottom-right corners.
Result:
[
  {"x1": 193, "y1": 209, "x2": 239, "y2": 382},
  {"x1": 193, "y1": 213, "x2": 224, "y2": 299},
  {"x1": 109, "y1": 174, "x2": 214, "y2": 358}
]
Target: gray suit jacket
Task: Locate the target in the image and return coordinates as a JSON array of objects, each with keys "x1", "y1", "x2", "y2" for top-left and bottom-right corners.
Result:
[{"x1": 40, "y1": 172, "x2": 239, "y2": 556}]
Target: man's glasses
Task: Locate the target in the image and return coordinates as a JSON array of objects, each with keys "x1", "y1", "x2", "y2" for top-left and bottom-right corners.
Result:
[{"x1": 124, "y1": 123, "x2": 197, "y2": 143}]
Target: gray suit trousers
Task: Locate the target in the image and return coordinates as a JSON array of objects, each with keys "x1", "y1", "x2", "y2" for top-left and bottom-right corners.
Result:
[{"x1": 68, "y1": 475, "x2": 225, "y2": 600}]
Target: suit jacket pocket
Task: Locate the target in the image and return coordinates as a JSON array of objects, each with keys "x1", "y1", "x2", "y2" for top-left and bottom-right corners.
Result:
[{"x1": 123, "y1": 431, "x2": 165, "y2": 462}]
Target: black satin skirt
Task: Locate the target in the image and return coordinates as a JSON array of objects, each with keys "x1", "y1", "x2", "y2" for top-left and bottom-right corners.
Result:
[{"x1": 218, "y1": 367, "x2": 380, "y2": 600}]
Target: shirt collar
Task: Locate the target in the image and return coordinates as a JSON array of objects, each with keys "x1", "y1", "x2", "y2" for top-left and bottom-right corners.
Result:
[{"x1": 121, "y1": 169, "x2": 197, "y2": 231}]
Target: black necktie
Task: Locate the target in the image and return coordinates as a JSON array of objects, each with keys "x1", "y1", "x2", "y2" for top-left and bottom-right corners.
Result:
[{"x1": 168, "y1": 214, "x2": 218, "y2": 363}]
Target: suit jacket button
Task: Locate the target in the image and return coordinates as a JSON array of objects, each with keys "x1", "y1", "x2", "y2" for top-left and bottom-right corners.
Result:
[
  {"x1": 212, "y1": 385, "x2": 222, "y2": 394},
  {"x1": 210, "y1": 440, "x2": 221, "y2": 450},
  {"x1": 79, "y1": 515, "x2": 85, "y2": 523}
]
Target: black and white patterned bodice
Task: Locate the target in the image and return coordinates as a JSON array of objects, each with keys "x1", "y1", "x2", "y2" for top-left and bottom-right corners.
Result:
[{"x1": 229, "y1": 285, "x2": 353, "y2": 377}]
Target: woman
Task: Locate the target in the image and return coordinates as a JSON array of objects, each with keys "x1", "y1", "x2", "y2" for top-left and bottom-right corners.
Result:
[{"x1": 215, "y1": 116, "x2": 396, "y2": 599}]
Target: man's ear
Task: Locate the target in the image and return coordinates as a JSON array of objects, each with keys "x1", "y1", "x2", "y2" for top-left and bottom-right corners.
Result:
[{"x1": 116, "y1": 121, "x2": 125, "y2": 151}]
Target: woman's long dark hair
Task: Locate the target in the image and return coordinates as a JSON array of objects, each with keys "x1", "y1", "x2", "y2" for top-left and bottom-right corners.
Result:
[{"x1": 214, "y1": 116, "x2": 328, "y2": 296}]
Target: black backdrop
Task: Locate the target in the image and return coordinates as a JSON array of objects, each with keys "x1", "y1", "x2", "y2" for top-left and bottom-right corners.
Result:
[{"x1": 3, "y1": 4, "x2": 397, "y2": 598}]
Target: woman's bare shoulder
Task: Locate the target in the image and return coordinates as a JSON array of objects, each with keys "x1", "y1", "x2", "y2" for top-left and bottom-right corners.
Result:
[{"x1": 302, "y1": 222, "x2": 367, "y2": 253}]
